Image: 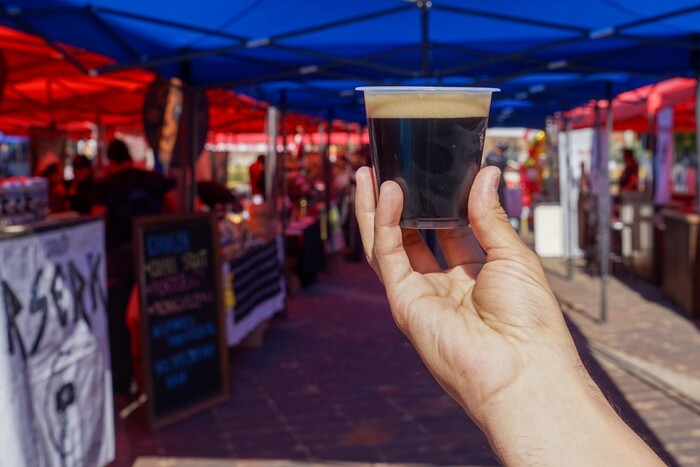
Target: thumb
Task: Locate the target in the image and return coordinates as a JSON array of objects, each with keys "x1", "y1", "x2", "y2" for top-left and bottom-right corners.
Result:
[{"x1": 468, "y1": 166, "x2": 528, "y2": 259}]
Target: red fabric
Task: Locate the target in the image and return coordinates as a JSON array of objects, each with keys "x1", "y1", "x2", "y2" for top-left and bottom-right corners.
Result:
[
  {"x1": 0, "y1": 25, "x2": 353, "y2": 140},
  {"x1": 0, "y1": 26, "x2": 155, "y2": 136},
  {"x1": 565, "y1": 78, "x2": 698, "y2": 133}
]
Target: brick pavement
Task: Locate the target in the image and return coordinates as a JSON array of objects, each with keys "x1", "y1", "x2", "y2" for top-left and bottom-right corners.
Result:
[
  {"x1": 113, "y1": 259, "x2": 496, "y2": 467},
  {"x1": 542, "y1": 257, "x2": 700, "y2": 466},
  {"x1": 113, "y1": 255, "x2": 699, "y2": 467}
]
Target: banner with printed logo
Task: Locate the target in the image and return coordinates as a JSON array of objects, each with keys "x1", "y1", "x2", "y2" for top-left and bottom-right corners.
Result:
[{"x1": 0, "y1": 219, "x2": 113, "y2": 467}]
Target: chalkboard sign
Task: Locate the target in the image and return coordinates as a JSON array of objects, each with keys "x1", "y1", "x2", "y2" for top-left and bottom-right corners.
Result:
[{"x1": 134, "y1": 213, "x2": 229, "y2": 430}]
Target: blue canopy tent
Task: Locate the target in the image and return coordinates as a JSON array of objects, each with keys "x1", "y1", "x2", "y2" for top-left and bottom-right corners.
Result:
[
  {"x1": 4, "y1": 0, "x2": 700, "y2": 322},
  {"x1": 3, "y1": 0, "x2": 700, "y2": 126}
]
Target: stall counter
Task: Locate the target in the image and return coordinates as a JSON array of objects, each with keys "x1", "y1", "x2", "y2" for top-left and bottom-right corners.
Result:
[
  {"x1": 661, "y1": 209, "x2": 700, "y2": 318},
  {"x1": 223, "y1": 236, "x2": 286, "y2": 346}
]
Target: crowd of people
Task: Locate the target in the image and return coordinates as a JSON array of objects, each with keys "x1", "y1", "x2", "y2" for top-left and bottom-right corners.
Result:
[
  {"x1": 37, "y1": 139, "x2": 179, "y2": 394},
  {"x1": 283, "y1": 148, "x2": 369, "y2": 259}
]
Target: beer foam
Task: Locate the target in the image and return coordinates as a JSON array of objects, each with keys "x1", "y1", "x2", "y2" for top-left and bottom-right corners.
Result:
[{"x1": 364, "y1": 92, "x2": 491, "y2": 118}]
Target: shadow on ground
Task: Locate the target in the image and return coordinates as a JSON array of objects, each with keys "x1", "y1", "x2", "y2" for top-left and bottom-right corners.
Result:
[
  {"x1": 113, "y1": 260, "x2": 497, "y2": 466},
  {"x1": 565, "y1": 316, "x2": 678, "y2": 466},
  {"x1": 112, "y1": 258, "x2": 676, "y2": 466}
]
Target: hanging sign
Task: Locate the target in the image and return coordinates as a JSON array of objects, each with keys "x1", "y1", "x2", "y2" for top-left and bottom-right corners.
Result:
[{"x1": 143, "y1": 77, "x2": 209, "y2": 170}]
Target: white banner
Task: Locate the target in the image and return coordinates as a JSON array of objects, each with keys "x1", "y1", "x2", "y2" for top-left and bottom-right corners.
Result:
[
  {"x1": 655, "y1": 107, "x2": 674, "y2": 205},
  {"x1": 0, "y1": 219, "x2": 114, "y2": 467},
  {"x1": 558, "y1": 128, "x2": 593, "y2": 258}
]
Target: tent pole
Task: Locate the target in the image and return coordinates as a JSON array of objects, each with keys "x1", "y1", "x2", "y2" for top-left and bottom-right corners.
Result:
[
  {"x1": 265, "y1": 106, "x2": 279, "y2": 215},
  {"x1": 8, "y1": 15, "x2": 89, "y2": 75},
  {"x1": 696, "y1": 75, "x2": 700, "y2": 213},
  {"x1": 648, "y1": 111, "x2": 656, "y2": 200},
  {"x1": 419, "y1": 1, "x2": 431, "y2": 78},
  {"x1": 279, "y1": 89, "x2": 289, "y2": 229},
  {"x1": 564, "y1": 117, "x2": 573, "y2": 280},
  {"x1": 279, "y1": 89, "x2": 287, "y2": 153},
  {"x1": 96, "y1": 5, "x2": 412, "y2": 74},
  {"x1": 598, "y1": 96, "x2": 613, "y2": 324},
  {"x1": 617, "y1": 4, "x2": 700, "y2": 32},
  {"x1": 188, "y1": 87, "x2": 201, "y2": 213},
  {"x1": 325, "y1": 112, "x2": 333, "y2": 250}
]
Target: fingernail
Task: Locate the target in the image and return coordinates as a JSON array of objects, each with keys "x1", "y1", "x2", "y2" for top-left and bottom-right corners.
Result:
[{"x1": 491, "y1": 174, "x2": 500, "y2": 191}]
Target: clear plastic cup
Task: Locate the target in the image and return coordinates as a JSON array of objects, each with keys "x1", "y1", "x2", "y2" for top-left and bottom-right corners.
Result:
[{"x1": 357, "y1": 86, "x2": 498, "y2": 229}]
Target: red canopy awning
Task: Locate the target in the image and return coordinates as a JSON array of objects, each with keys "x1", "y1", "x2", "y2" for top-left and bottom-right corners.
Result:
[
  {"x1": 0, "y1": 25, "x2": 155, "y2": 137},
  {"x1": 0, "y1": 25, "x2": 355, "y2": 141},
  {"x1": 565, "y1": 78, "x2": 697, "y2": 133}
]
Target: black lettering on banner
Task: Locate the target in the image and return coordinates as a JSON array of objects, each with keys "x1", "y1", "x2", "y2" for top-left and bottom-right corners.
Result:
[
  {"x1": 29, "y1": 268, "x2": 49, "y2": 355},
  {"x1": 51, "y1": 264, "x2": 69, "y2": 326},
  {"x1": 2, "y1": 280, "x2": 26, "y2": 359},
  {"x1": 69, "y1": 262, "x2": 90, "y2": 328},
  {"x1": 88, "y1": 253, "x2": 107, "y2": 313}
]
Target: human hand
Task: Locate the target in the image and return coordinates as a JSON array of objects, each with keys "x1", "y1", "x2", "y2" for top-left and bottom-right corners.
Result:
[
  {"x1": 355, "y1": 165, "x2": 577, "y2": 418},
  {"x1": 355, "y1": 165, "x2": 663, "y2": 465}
]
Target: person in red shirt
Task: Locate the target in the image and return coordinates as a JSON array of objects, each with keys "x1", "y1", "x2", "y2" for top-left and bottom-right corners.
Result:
[
  {"x1": 619, "y1": 148, "x2": 639, "y2": 192},
  {"x1": 249, "y1": 154, "x2": 266, "y2": 199}
]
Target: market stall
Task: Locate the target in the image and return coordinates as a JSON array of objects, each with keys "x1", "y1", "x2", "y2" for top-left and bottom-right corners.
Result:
[
  {"x1": 661, "y1": 210, "x2": 700, "y2": 318},
  {"x1": 215, "y1": 199, "x2": 287, "y2": 346}
]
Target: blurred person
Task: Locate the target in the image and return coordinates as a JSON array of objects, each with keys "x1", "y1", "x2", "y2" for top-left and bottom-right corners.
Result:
[
  {"x1": 333, "y1": 157, "x2": 353, "y2": 199},
  {"x1": 333, "y1": 158, "x2": 354, "y2": 245},
  {"x1": 39, "y1": 160, "x2": 69, "y2": 214},
  {"x1": 249, "y1": 154, "x2": 266, "y2": 200},
  {"x1": 354, "y1": 165, "x2": 664, "y2": 466},
  {"x1": 67, "y1": 154, "x2": 94, "y2": 214},
  {"x1": 92, "y1": 139, "x2": 178, "y2": 394},
  {"x1": 619, "y1": 148, "x2": 639, "y2": 192}
]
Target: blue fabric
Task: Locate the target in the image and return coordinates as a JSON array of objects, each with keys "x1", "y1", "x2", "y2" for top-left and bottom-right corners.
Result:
[{"x1": 4, "y1": 0, "x2": 700, "y2": 127}]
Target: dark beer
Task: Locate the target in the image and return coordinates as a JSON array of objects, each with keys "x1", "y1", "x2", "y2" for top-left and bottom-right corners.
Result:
[
  {"x1": 368, "y1": 116, "x2": 486, "y2": 227},
  {"x1": 360, "y1": 88, "x2": 495, "y2": 228}
]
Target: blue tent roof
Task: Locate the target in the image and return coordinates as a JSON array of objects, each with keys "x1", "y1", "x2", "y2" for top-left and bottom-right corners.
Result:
[{"x1": 4, "y1": 0, "x2": 700, "y2": 127}]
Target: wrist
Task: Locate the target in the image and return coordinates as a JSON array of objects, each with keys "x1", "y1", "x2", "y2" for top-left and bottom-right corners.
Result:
[{"x1": 471, "y1": 345, "x2": 662, "y2": 466}]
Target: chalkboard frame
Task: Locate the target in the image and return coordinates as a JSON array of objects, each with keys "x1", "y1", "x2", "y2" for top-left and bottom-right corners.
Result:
[{"x1": 134, "y1": 213, "x2": 230, "y2": 431}]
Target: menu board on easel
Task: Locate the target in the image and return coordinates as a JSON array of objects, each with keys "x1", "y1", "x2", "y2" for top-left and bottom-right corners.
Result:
[{"x1": 134, "y1": 213, "x2": 229, "y2": 430}]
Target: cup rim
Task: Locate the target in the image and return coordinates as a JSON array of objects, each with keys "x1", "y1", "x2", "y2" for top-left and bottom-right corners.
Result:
[{"x1": 356, "y1": 86, "x2": 500, "y2": 93}]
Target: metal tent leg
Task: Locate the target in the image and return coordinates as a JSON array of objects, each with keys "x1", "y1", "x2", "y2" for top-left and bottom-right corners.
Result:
[
  {"x1": 564, "y1": 118, "x2": 574, "y2": 280},
  {"x1": 695, "y1": 76, "x2": 700, "y2": 213},
  {"x1": 597, "y1": 99, "x2": 613, "y2": 324}
]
